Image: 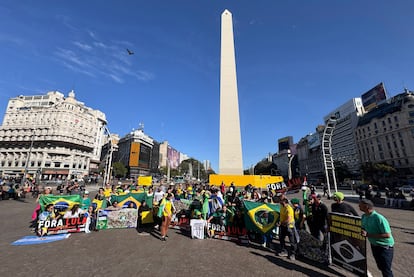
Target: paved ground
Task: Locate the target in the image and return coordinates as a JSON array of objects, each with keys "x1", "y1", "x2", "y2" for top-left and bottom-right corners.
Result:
[{"x1": 0, "y1": 189, "x2": 413, "y2": 277}]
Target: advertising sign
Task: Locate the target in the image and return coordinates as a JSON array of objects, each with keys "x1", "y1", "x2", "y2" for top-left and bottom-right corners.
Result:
[
  {"x1": 307, "y1": 132, "x2": 321, "y2": 149},
  {"x1": 167, "y1": 146, "x2": 180, "y2": 169},
  {"x1": 361, "y1": 82, "x2": 387, "y2": 112}
]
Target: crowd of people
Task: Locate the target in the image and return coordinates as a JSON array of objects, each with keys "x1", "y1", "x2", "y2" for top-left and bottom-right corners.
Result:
[{"x1": 30, "y1": 180, "x2": 396, "y2": 276}]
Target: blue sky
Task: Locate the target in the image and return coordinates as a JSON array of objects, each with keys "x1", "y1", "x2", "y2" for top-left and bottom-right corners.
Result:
[{"x1": 1, "y1": 1, "x2": 414, "y2": 172}]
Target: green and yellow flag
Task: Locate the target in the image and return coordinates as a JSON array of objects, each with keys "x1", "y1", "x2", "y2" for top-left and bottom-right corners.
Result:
[
  {"x1": 243, "y1": 201, "x2": 280, "y2": 234},
  {"x1": 39, "y1": 195, "x2": 82, "y2": 215},
  {"x1": 110, "y1": 192, "x2": 153, "y2": 209}
]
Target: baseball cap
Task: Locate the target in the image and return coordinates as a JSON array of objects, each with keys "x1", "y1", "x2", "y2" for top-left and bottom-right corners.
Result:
[
  {"x1": 333, "y1": 192, "x2": 344, "y2": 201},
  {"x1": 84, "y1": 190, "x2": 89, "y2": 195},
  {"x1": 291, "y1": 198, "x2": 300, "y2": 205}
]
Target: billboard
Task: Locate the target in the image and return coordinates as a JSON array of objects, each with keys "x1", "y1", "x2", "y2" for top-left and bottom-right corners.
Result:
[
  {"x1": 307, "y1": 133, "x2": 321, "y2": 149},
  {"x1": 129, "y1": 142, "x2": 140, "y2": 167},
  {"x1": 167, "y1": 146, "x2": 180, "y2": 169},
  {"x1": 361, "y1": 82, "x2": 387, "y2": 112},
  {"x1": 278, "y1": 136, "x2": 292, "y2": 152}
]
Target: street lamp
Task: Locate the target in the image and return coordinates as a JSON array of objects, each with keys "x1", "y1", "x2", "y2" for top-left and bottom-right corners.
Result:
[{"x1": 287, "y1": 149, "x2": 294, "y2": 180}]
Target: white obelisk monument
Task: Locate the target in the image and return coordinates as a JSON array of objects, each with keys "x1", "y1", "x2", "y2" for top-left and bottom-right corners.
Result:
[{"x1": 219, "y1": 9, "x2": 243, "y2": 175}]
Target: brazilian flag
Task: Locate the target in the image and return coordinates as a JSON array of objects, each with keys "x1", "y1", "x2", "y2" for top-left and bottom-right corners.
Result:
[
  {"x1": 110, "y1": 193, "x2": 154, "y2": 209},
  {"x1": 39, "y1": 195, "x2": 82, "y2": 215},
  {"x1": 243, "y1": 201, "x2": 280, "y2": 234}
]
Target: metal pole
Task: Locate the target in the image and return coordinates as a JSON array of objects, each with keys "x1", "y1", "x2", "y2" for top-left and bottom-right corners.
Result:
[{"x1": 167, "y1": 159, "x2": 170, "y2": 183}]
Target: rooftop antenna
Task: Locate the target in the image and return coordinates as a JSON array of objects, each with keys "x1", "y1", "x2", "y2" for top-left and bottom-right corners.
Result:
[{"x1": 138, "y1": 122, "x2": 144, "y2": 131}]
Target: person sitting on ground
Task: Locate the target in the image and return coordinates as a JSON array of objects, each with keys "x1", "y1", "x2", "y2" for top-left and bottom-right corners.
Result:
[
  {"x1": 384, "y1": 189, "x2": 395, "y2": 207},
  {"x1": 63, "y1": 204, "x2": 84, "y2": 218},
  {"x1": 85, "y1": 205, "x2": 98, "y2": 232},
  {"x1": 394, "y1": 190, "x2": 406, "y2": 209},
  {"x1": 331, "y1": 192, "x2": 359, "y2": 216},
  {"x1": 105, "y1": 200, "x2": 122, "y2": 211},
  {"x1": 137, "y1": 200, "x2": 150, "y2": 232},
  {"x1": 37, "y1": 203, "x2": 61, "y2": 236}
]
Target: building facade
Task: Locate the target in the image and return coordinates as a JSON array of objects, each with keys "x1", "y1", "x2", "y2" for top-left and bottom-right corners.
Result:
[
  {"x1": 116, "y1": 129, "x2": 154, "y2": 179},
  {"x1": 355, "y1": 90, "x2": 414, "y2": 182},
  {"x1": 0, "y1": 90, "x2": 106, "y2": 180},
  {"x1": 296, "y1": 125, "x2": 326, "y2": 183},
  {"x1": 323, "y1": 98, "x2": 365, "y2": 176}
]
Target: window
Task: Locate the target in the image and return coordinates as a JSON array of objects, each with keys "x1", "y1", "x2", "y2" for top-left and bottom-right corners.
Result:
[
  {"x1": 400, "y1": 139, "x2": 405, "y2": 147},
  {"x1": 394, "y1": 116, "x2": 398, "y2": 122},
  {"x1": 409, "y1": 111, "x2": 414, "y2": 117}
]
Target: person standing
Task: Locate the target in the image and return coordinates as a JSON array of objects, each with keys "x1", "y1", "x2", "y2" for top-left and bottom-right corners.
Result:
[
  {"x1": 309, "y1": 194, "x2": 328, "y2": 241},
  {"x1": 359, "y1": 199, "x2": 394, "y2": 277},
  {"x1": 160, "y1": 193, "x2": 173, "y2": 241},
  {"x1": 331, "y1": 192, "x2": 359, "y2": 216},
  {"x1": 277, "y1": 198, "x2": 297, "y2": 260}
]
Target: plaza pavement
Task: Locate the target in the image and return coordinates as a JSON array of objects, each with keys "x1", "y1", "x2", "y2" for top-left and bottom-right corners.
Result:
[{"x1": 0, "y1": 188, "x2": 413, "y2": 277}]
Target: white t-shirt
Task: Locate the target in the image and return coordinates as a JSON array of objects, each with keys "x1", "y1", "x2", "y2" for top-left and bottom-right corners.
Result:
[
  {"x1": 154, "y1": 191, "x2": 165, "y2": 203},
  {"x1": 63, "y1": 208, "x2": 83, "y2": 218}
]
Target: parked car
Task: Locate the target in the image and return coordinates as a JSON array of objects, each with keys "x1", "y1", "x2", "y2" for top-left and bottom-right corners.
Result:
[{"x1": 398, "y1": 185, "x2": 414, "y2": 194}]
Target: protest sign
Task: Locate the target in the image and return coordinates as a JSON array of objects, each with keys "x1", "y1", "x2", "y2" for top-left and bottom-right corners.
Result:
[
  {"x1": 97, "y1": 208, "x2": 138, "y2": 230},
  {"x1": 329, "y1": 213, "x2": 367, "y2": 277}
]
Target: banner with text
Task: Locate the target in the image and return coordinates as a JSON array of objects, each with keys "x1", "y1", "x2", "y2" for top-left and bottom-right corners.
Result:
[{"x1": 329, "y1": 212, "x2": 367, "y2": 277}]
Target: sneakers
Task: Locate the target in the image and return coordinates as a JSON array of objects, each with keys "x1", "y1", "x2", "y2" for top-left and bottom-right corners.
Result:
[
  {"x1": 160, "y1": 236, "x2": 166, "y2": 241},
  {"x1": 261, "y1": 242, "x2": 267, "y2": 248},
  {"x1": 289, "y1": 255, "x2": 296, "y2": 261},
  {"x1": 277, "y1": 251, "x2": 288, "y2": 257}
]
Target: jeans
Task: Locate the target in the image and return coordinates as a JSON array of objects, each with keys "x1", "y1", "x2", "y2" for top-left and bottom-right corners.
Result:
[
  {"x1": 279, "y1": 225, "x2": 297, "y2": 255},
  {"x1": 371, "y1": 244, "x2": 394, "y2": 277}
]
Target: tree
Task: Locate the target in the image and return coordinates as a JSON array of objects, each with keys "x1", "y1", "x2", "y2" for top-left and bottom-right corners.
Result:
[
  {"x1": 334, "y1": 161, "x2": 351, "y2": 182},
  {"x1": 112, "y1": 162, "x2": 127, "y2": 178},
  {"x1": 361, "y1": 162, "x2": 397, "y2": 188},
  {"x1": 254, "y1": 159, "x2": 278, "y2": 175}
]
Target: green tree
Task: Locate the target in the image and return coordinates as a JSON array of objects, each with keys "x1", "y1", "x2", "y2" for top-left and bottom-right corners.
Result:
[
  {"x1": 254, "y1": 159, "x2": 278, "y2": 175},
  {"x1": 361, "y1": 162, "x2": 397, "y2": 188},
  {"x1": 334, "y1": 161, "x2": 351, "y2": 182},
  {"x1": 113, "y1": 162, "x2": 127, "y2": 178}
]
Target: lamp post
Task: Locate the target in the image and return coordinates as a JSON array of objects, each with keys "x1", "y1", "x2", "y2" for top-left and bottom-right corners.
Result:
[{"x1": 287, "y1": 149, "x2": 294, "y2": 180}]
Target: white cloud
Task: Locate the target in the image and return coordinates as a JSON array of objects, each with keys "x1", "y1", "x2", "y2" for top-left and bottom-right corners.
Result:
[{"x1": 73, "y1": 41, "x2": 92, "y2": 51}]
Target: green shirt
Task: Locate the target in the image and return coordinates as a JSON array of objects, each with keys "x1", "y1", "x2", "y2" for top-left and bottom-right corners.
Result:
[
  {"x1": 81, "y1": 198, "x2": 91, "y2": 210},
  {"x1": 361, "y1": 210, "x2": 394, "y2": 247}
]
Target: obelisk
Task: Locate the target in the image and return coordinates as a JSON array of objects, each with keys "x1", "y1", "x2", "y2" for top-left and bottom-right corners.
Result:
[{"x1": 219, "y1": 9, "x2": 243, "y2": 175}]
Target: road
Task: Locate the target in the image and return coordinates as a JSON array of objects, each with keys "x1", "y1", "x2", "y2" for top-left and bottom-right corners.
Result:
[{"x1": 0, "y1": 188, "x2": 413, "y2": 277}]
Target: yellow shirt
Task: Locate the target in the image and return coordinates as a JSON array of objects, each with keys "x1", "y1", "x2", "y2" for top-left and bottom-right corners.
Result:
[
  {"x1": 103, "y1": 188, "x2": 112, "y2": 198},
  {"x1": 280, "y1": 204, "x2": 295, "y2": 228},
  {"x1": 163, "y1": 200, "x2": 172, "y2": 217}
]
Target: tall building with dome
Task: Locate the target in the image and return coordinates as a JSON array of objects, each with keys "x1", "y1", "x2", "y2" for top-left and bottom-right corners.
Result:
[{"x1": 0, "y1": 90, "x2": 107, "y2": 181}]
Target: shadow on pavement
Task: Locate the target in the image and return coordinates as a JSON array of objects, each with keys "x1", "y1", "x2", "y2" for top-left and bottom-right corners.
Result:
[{"x1": 250, "y1": 251, "x2": 347, "y2": 277}]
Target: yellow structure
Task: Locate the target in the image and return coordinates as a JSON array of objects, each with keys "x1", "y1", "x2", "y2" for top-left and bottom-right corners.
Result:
[
  {"x1": 138, "y1": 176, "x2": 152, "y2": 186},
  {"x1": 209, "y1": 174, "x2": 284, "y2": 189}
]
